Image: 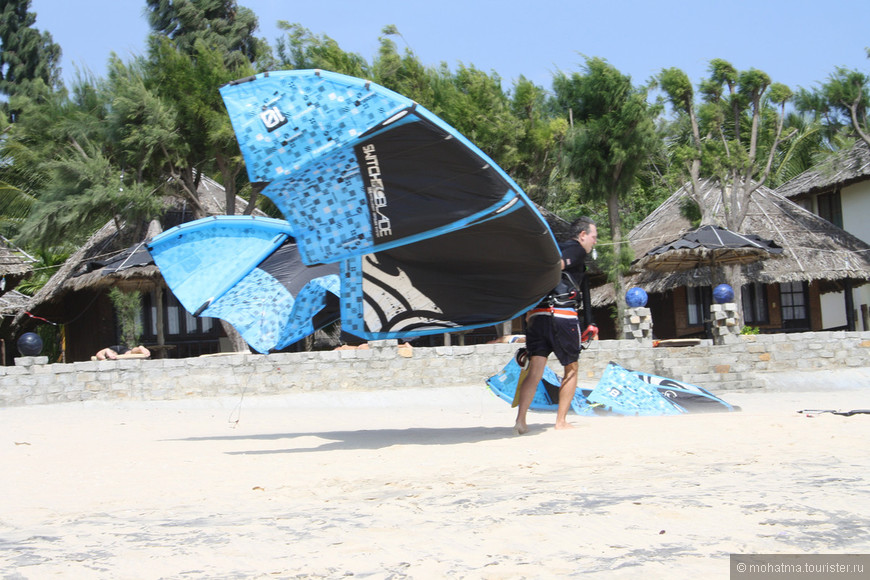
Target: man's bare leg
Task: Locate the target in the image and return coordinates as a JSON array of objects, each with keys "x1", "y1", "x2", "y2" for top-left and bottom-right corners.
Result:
[
  {"x1": 555, "y1": 361, "x2": 578, "y2": 430},
  {"x1": 514, "y1": 355, "x2": 548, "y2": 435}
]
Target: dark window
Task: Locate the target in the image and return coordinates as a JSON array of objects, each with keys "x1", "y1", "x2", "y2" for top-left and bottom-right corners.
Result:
[
  {"x1": 151, "y1": 291, "x2": 215, "y2": 336},
  {"x1": 793, "y1": 198, "x2": 813, "y2": 213},
  {"x1": 687, "y1": 286, "x2": 712, "y2": 326},
  {"x1": 687, "y1": 286, "x2": 703, "y2": 326},
  {"x1": 140, "y1": 289, "x2": 223, "y2": 357},
  {"x1": 817, "y1": 191, "x2": 843, "y2": 228},
  {"x1": 742, "y1": 282, "x2": 769, "y2": 324},
  {"x1": 780, "y1": 281, "x2": 810, "y2": 330}
]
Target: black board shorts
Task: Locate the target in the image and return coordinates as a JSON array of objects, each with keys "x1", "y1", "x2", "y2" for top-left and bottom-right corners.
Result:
[{"x1": 525, "y1": 312, "x2": 581, "y2": 366}]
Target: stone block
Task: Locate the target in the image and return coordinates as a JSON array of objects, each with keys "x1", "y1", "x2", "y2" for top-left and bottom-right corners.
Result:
[{"x1": 14, "y1": 356, "x2": 48, "y2": 367}]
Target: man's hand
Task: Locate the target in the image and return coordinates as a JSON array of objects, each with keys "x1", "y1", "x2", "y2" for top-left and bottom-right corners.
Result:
[{"x1": 581, "y1": 324, "x2": 599, "y2": 342}]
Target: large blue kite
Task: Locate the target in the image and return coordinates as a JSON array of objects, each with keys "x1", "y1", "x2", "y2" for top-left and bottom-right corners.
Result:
[{"x1": 148, "y1": 70, "x2": 561, "y2": 352}]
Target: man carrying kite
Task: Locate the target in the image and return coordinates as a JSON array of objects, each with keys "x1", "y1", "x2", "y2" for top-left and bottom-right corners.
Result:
[{"x1": 514, "y1": 217, "x2": 598, "y2": 434}]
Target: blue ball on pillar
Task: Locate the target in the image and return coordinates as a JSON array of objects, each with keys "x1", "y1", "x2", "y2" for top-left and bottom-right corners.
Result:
[
  {"x1": 625, "y1": 287, "x2": 648, "y2": 308},
  {"x1": 713, "y1": 284, "x2": 735, "y2": 304},
  {"x1": 17, "y1": 332, "x2": 43, "y2": 356}
]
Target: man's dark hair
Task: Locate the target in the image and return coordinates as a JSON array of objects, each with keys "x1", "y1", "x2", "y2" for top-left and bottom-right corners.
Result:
[{"x1": 569, "y1": 216, "x2": 595, "y2": 239}]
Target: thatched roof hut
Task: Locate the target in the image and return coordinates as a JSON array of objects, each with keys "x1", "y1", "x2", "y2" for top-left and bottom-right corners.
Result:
[
  {"x1": 12, "y1": 175, "x2": 260, "y2": 328},
  {"x1": 776, "y1": 140, "x2": 870, "y2": 200},
  {"x1": 593, "y1": 179, "x2": 870, "y2": 306}
]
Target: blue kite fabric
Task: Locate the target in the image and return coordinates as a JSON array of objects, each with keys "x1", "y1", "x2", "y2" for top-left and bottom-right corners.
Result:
[
  {"x1": 486, "y1": 354, "x2": 738, "y2": 416},
  {"x1": 219, "y1": 70, "x2": 534, "y2": 264},
  {"x1": 587, "y1": 361, "x2": 683, "y2": 416},
  {"x1": 148, "y1": 70, "x2": 561, "y2": 352},
  {"x1": 148, "y1": 216, "x2": 341, "y2": 353},
  {"x1": 171, "y1": 69, "x2": 561, "y2": 347},
  {"x1": 630, "y1": 368, "x2": 740, "y2": 412},
  {"x1": 485, "y1": 354, "x2": 596, "y2": 416}
]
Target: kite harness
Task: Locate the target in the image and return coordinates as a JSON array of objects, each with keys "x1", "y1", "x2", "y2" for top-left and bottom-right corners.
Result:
[{"x1": 526, "y1": 271, "x2": 598, "y2": 348}]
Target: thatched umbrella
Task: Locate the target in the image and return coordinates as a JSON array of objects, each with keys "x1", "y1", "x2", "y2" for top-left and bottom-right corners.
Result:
[{"x1": 634, "y1": 224, "x2": 783, "y2": 273}]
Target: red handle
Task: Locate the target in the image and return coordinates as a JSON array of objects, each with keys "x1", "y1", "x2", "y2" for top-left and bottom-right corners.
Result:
[{"x1": 581, "y1": 324, "x2": 599, "y2": 342}]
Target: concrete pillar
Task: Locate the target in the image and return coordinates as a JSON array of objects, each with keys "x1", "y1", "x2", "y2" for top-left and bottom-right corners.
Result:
[
  {"x1": 711, "y1": 302, "x2": 741, "y2": 345},
  {"x1": 623, "y1": 306, "x2": 653, "y2": 345}
]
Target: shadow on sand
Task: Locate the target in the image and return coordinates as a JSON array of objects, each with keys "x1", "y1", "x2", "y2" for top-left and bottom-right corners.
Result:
[{"x1": 168, "y1": 424, "x2": 551, "y2": 455}]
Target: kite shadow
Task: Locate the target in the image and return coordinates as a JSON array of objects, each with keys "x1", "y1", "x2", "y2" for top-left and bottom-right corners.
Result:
[{"x1": 171, "y1": 424, "x2": 550, "y2": 455}]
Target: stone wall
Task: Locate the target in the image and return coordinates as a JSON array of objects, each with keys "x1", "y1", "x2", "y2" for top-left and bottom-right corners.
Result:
[{"x1": 3, "y1": 332, "x2": 870, "y2": 407}]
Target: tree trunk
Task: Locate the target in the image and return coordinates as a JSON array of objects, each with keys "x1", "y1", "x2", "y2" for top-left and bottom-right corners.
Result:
[
  {"x1": 608, "y1": 191, "x2": 626, "y2": 332},
  {"x1": 220, "y1": 321, "x2": 249, "y2": 352},
  {"x1": 216, "y1": 152, "x2": 242, "y2": 216},
  {"x1": 726, "y1": 264, "x2": 743, "y2": 328},
  {"x1": 713, "y1": 264, "x2": 744, "y2": 344}
]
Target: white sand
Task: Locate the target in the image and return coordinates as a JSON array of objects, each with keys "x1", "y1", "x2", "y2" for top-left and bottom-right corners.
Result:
[{"x1": 2, "y1": 382, "x2": 870, "y2": 579}]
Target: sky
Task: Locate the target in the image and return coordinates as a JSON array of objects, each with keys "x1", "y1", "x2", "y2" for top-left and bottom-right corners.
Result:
[{"x1": 28, "y1": 0, "x2": 870, "y2": 94}]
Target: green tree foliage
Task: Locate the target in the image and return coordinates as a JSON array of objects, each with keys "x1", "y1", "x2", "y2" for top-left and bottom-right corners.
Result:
[
  {"x1": 144, "y1": 37, "x2": 253, "y2": 215},
  {"x1": 0, "y1": 58, "x2": 173, "y2": 248},
  {"x1": 108, "y1": 287, "x2": 143, "y2": 347},
  {"x1": 0, "y1": 72, "x2": 154, "y2": 245},
  {"x1": 657, "y1": 60, "x2": 794, "y2": 230},
  {"x1": 16, "y1": 143, "x2": 160, "y2": 248},
  {"x1": 432, "y1": 64, "x2": 522, "y2": 174},
  {"x1": 769, "y1": 111, "x2": 829, "y2": 188},
  {"x1": 508, "y1": 76, "x2": 567, "y2": 204},
  {"x1": 272, "y1": 22, "x2": 369, "y2": 78},
  {"x1": 105, "y1": 56, "x2": 181, "y2": 186},
  {"x1": 554, "y1": 58, "x2": 658, "y2": 318},
  {"x1": 144, "y1": 0, "x2": 258, "y2": 215},
  {"x1": 371, "y1": 25, "x2": 435, "y2": 105},
  {"x1": 795, "y1": 62, "x2": 870, "y2": 148},
  {"x1": 0, "y1": 179, "x2": 35, "y2": 234},
  {"x1": 0, "y1": 0, "x2": 61, "y2": 98},
  {"x1": 145, "y1": 0, "x2": 266, "y2": 67}
]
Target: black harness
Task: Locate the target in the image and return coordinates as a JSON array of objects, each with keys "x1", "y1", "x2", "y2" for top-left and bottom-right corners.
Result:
[{"x1": 544, "y1": 271, "x2": 581, "y2": 309}]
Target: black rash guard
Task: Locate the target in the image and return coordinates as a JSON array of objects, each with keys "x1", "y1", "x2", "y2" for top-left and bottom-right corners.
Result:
[{"x1": 538, "y1": 239, "x2": 594, "y2": 329}]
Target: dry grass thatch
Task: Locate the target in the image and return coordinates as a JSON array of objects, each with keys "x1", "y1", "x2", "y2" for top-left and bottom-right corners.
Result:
[
  {"x1": 592, "y1": 179, "x2": 870, "y2": 306},
  {"x1": 0, "y1": 235, "x2": 35, "y2": 279},
  {"x1": 633, "y1": 225, "x2": 784, "y2": 273},
  {"x1": 0, "y1": 290, "x2": 29, "y2": 318},
  {"x1": 776, "y1": 140, "x2": 870, "y2": 199}
]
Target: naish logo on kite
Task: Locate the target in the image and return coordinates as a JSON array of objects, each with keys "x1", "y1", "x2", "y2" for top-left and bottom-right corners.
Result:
[
  {"x1": 362, "y1": 143, "x2": 392, "y2": 238},
  {"x1": 259, "y1": 106, "x2": 288, "y2": 132}
]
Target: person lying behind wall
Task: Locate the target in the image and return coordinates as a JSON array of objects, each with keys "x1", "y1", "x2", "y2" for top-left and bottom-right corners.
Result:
[{"x1": 93, "y1": 345, "x2": 151, "y2": 361}]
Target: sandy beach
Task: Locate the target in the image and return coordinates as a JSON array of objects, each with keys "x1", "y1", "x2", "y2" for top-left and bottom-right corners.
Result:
[{"x1": 2, "y1": 379, "x2": 870, "y2": 579}]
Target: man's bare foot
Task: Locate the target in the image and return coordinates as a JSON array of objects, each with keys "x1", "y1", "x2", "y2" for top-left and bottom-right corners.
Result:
[
  {"x1": 513, "y1": 421, "x2": 529, "y2": 435},
  {"x1": 554, "y1": 421, "x2": 575, "y2": 430}
]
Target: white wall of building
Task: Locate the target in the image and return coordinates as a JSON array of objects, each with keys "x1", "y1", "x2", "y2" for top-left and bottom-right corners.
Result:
[
  {"x1": 841, "y1": 181, "x2": 870, "y2": 244},
  {"x1": 819, "y1": 180, "x2": 870, "y2": 330}
]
